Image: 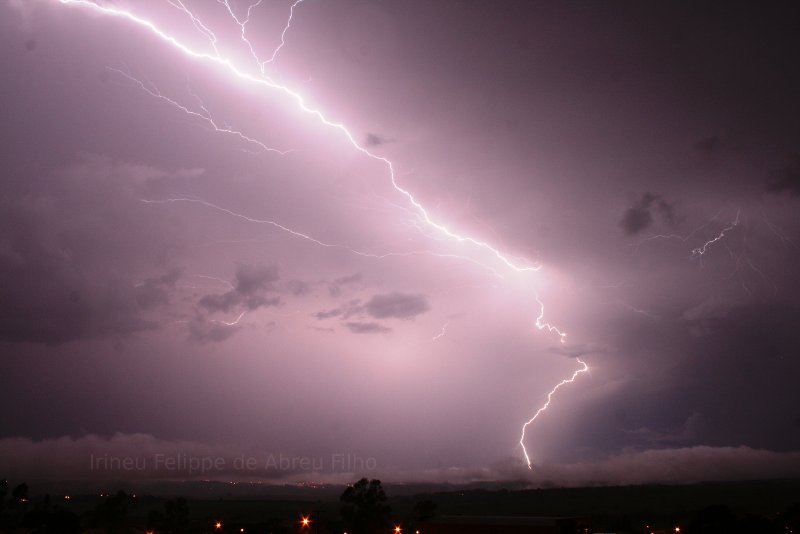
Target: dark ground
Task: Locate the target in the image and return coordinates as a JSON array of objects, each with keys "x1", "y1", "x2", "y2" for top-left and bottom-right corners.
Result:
[{"x1": 3, "y1": 478, "x2": 799, "y2": 533}]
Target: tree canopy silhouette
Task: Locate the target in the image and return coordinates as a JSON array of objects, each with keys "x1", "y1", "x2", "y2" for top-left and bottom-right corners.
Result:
[
  {"x1": 340, "y1": 478, "x2": 392, "y2": 534},
  {"x1": 0, "y1": 479, "x2": 7, "y2": 512},
  {"x1": 89, "y1": 490, "x2": 135, "y2": 531}
]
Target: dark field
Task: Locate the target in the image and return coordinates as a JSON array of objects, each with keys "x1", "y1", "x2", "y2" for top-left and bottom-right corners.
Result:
[{"x1": 2, "y1": 478, "x2": 799, "y2": 533}]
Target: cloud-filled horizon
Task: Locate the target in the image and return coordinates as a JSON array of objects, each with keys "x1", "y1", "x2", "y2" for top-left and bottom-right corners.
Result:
[
  {"x1": 0, "y1": 0, "x2": 799, "y2": 486},
  {"x1": 2, "y1": 432, "x2": 800, "y2": 488}
]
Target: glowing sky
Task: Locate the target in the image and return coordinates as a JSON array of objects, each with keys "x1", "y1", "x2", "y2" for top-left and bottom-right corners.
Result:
[{"x1": 1, "y1": 0, "x2": 799, "y2": 485}]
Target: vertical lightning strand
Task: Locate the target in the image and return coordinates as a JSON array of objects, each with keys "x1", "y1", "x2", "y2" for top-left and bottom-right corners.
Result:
[
  {"x1": 519, "y1": 358, "x2": 588, "y2": 469},
  {"x1": 535, "y1": 297, "x2": 566, "y2": 343},
  {"x1": 218, "y1": 0, "x2": 302, "y2": 76},
  {"x1": 264, "y1": 0, "x2": 303, "y2": 63},
  {"x1": 55, "y1": 0, "x2": 585, "y2": 468}
]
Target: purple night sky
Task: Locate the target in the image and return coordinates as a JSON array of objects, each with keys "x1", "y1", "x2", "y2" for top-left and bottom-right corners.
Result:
[{"x1": 1, "y1": 0, "x2": 799, "y2": 486}]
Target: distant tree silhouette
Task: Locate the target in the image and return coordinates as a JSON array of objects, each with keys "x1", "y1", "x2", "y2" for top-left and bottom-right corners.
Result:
[
  {"x1": 146, "y1": 508, "x2": 165, "y2": 532},
  {"x1": 166, "y1": 496, "x2": 190, "y2": 532},
  {"x1": 340, "y1": 478, "x2": 392, "y2": 534},
  {"x1": 0, "y1": 478, "x2": 7, "y2": 511},
  {"x1": 780, "y1": 503, "x2": 800, "y2": 532},
  {"x1": 147, "y1": 496, "x2": 190, "y2": 533},
  {"x1": 11, "y1": 483, "x2": 28, "y2": 503},
  {"x1": 0, "y1": 480, "x2": 80, "y2": 533},
  {"x1": 738, "y1": 512, "x2": 781, "y2": 533},
  {"x1": 688, "y1": 504, "x2": 739, "y2": 534},
  {"x1": 401, "y1": 499, "x2": 437, "y2": 532},
  {"x1": 89, "y1": 490, "x2": 134, "y2": 531},
  {"x1": 22, "y1": 493, "x2": 50, "y2": 529},
  {"x1": 413, "y1": 499, "x2": 437, "y2": 521},
  {"x1": 46, "y1": 508, "x2": 81, "y2": 534}
]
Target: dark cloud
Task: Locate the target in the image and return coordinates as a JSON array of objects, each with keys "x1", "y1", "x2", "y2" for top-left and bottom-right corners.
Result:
[
  {"x1": 549, "y1": 342, "x2": 611, "y2": 359},
  {"x1": 188, "y1": 317, "x2": 241, "y2": 344},
  {"x1": 345, "y1": 321, "x2": 391, "y2": 334},
  {"x1": 241, "y1": 294, "x2": 282, "y2": 311},
  {"x1": 328, "y1": 272, "x2": 362, "y2": 296},
  {"x1": 234, "y1": 264, "x2": 279, "y2": 295},
  {"x1": 0, "y1": 155, "x2": 184, "y2": 345},
  {"x1": 527, "y1": 446, "x2": 800, "y2": 486},
  {"x1": 364, "y1": 292, "x2": 430, "y2": 319},
  {"x1": 625, "y1": 412, "x2": 705, "y2": 447},
  {"x1": 315, "y1": 308, "x2": 342, "y2": 319},
  {"x1": 314, "y1": 299, "x2": 362, "y2": 320},
  {"x1": 286, "y1": 279, "x2": 310, "y2": 295},
  {"x1": 335, "y1": 273, "x2": 363, "y2": 285},
  {"x1": 199, "y1": 292, "x2": 241, "y2": 314},
  {"x1": 767, "y1": 157, "x2": 800, "y2": 196},
  {"x1": 619, "y1": 192, "x2": 677, "y2": 235},
  {"x1": 315, "y1": 292, "x2": 429, "y2": 323},
  {"x1": 620, "y1": 205, "x2": 653, "y2": 235},
  {"x1": 135, "y1": 268, "x2": 181, "y2": 310},
  {"x1": 1, "y1": 433, "x2": 799, "y2": 486},
  {"x1": 199, "y1": 264, "x2": 281, "y2": 314},
  {"x1": 365, "y1": 133, "x2": 393, "y2": 147},
  {"x1": 655, "y1": 197, "x2": 676, "y2": 226}
]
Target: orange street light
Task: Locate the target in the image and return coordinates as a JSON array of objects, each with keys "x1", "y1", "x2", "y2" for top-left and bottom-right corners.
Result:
[
  {"x1": 394, "y1": 526, "x2": 402, "y2": 533},
  {"x1": 301, "y1": 516, "x2": 311, "y2": 528},
  {"x1": 215, "y1": 521, "x2": 222, "y2": 530}
]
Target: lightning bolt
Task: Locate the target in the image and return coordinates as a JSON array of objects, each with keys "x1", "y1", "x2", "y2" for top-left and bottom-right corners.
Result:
[
  {"x1": 432, "y1": 321, "x2": 449, "y2": 342},
  {"x1": 761, "y1": 210, "x2": 797, "y2": 249},
  {"x1": 691, "y1": 209, "x2": 740, "y2": 259},
  {"x1": 264, "y1": 0, "x2": 303, "y2": 64},
  {"x1": 108, "y1": 67, "x2": 294, "y2": 155},
  {"x1": 534, "y1": 297, "x2": 566, "y2": 344},
  {"x1": 55, "y1": 0, "x2": 586, "y2": 469},
  {"x1": 219, "y1": 311, "x2": 246, "y2": 326},
  {"x1": 519, "y1": 358, "x2": 588, "y2": 469},
  {"x1": 640, "y1": 209, "x2": 724, "y2": 245},
  {"x1": 640, "y1": 209, "x2": 741, "y2": 262},
  {"x1": 56, "y1": 0, "x2": 540, "y2": 274},
  {"x1": 140, "y1": 197, "x2": 505, "y2": 278}
]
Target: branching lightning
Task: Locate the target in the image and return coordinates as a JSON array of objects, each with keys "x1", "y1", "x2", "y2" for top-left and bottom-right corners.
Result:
[
  {"x1": 519, "y1": 358, "x2": 588, "y2": 469},
  {"x1": 641, "y1": 209, "x2": 742, "y2": 261},
  {"x1": 57, "y1": 0, "x2": 541, "y2": 275},
  {"x1": 108, "y1": 67, "x2": 294, "y2": 155},
  {"x1": 140, "y1": 197, "x2": 505, "y2": 278},
  {"x1": 56, "y1": 0, "x2": 586, "y2": 469}
]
